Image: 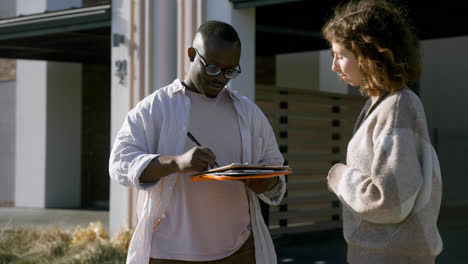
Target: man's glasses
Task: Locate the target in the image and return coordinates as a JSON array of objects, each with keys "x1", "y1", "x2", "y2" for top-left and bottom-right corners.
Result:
[{"x1": 194, "y1": 48, "x2": 241, "y2": 79}]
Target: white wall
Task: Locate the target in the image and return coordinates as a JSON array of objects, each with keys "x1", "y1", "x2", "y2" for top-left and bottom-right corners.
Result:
[
  {"x1": 46, "y1": 0, "x2": 81, "y2": 12},
  {"x1": 276, "y1": 51, "x2": 319, "y2": 90},
  {"x1": 16, "y1": 0, "x2": 81, "y2": 15},
  {"x1": 419, "y1": 36, "x2": 468, "y2": 206},
  {"x1": 15, "y1": 61, "x2": 48, "y2": 207},
  {"x1": 16, "y1": 0, "x2": 46, "y2": 15},
  {"x1": 276, "y1": 49, "x2": 348, "y2": 94},
  {"x1": 204, "y1": 0, "x2": 256, "y2": 100},
  {"x1": 319, "y1": 50, "x2": 349, "y2": 94},
  {"x1": 0, "y1": 81, "x2": 16, "y2": 203},
  {"x1": 0, "y1": 0, "x2": 16, "y2": 19},
  {"x1": 45, "y1": 62, "x2": 82, "y2": 208}
]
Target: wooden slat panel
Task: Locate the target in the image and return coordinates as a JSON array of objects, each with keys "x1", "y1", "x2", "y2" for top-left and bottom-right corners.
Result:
[
  {"x1": 262, "y1": 109, "x2": 359, "y2": 121},
  {"x1": 283, "y1": 153, "x2": 345, "y2": 161},
  {"x1": 256, "y1": 84, "x2": 365, "y2": 101},
  {"x1": 270, "y1": 208, "x2": 341, "y2": 220},
  {"x1": 277, "y1": 139, "x2": 348, "y2": 147},
  {"x1": 285, "y1": 179, "x2": 326, "y2": 187},
  {"x1": 270, "y1": 221, "x2": 342, "y2": 235},
  {"x1": 280, "y1": 193, "x2": 336, "y2": 204},
  {"x1": 255, "y1": 84, "x2": 365, "y2": 234}
]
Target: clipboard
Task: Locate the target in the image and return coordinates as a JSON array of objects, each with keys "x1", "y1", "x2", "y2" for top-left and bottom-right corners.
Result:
[{"x1": 190, "y1": 163, "x2": 292, "y2": 182}]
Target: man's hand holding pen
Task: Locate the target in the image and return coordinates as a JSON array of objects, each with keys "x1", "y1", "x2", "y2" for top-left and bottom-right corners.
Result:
[
  {"x1": 139, "y1": 146, "x2": 216, "y2": 184},
  {"x1": 175, "y1": 146, "x2": 217, "y2": 173}
]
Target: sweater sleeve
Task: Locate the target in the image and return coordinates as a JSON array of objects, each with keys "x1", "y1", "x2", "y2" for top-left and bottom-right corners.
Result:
[{"x1": 328, "y1": 126, "x2": 424, "y2": 224}]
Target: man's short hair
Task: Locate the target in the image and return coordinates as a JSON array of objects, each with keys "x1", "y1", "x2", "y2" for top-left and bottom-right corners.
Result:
[{"x1": 197, "y1": 20, "x2": 241, "y2": 47}]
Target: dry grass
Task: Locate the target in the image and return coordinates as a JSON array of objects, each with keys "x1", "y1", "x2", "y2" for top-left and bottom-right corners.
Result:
[{"x1": 0, "y1": 222, "x2": 133, "y2": 264}]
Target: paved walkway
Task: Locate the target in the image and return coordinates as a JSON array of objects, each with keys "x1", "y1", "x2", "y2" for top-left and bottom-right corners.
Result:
[
  {"x1": 1, "y1": 207, "x2": 468, "y2": 263},
  {"x1": 0, "y1": 207, "x2": 109, "y2": 232}
]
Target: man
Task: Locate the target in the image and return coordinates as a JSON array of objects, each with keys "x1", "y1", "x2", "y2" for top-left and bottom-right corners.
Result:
[{"x1": 109, "y1": 20, "x2": 286, "y2": 264}]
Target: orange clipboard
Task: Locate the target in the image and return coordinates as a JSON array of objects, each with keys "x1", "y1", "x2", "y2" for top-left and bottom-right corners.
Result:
[
  {"x1": 191, "y1": 170, "x2": 292, "y2": 182},
  {"x1": 190, "y1": 163, "x2": 292, "y2": 182}
]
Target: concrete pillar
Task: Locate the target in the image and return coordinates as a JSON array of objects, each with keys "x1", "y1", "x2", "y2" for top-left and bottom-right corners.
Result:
[
  {"x1": 15, "y1": 1, "x2": 48, "y2": 208},
  {"x1": 110, "y1": 0, "x2": 133, "y2": 235},
  {"x1": 110, "y1": 0, "x2": 178, "y2": 235},
  {"x1": 15, "y1": 0, "x2": 83, "y2": 208},
  {"x1": 152, "y1": 0, "x2": 178, "y2": 90},
  {"x1": 15, "y1": 60, "x2": 48, "y2": 207}
]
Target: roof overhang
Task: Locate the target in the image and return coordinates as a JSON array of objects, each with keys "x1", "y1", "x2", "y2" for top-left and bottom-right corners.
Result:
[
  {"x1": 0, "y1": 5, "x2": 111, "y2": 63},
  {"x1": 249, "y1": 0, "x2": 468, "y2": 55}
]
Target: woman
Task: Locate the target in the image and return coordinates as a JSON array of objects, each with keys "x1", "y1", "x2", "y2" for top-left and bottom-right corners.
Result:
[{"x1": 322, "y1": 0, "x2": 443, "y2": 263}]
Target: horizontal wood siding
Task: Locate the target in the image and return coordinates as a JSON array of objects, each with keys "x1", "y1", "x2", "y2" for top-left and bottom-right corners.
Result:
[{"x1": 255, "y1": 84, "x2": 365, "y2": 235}]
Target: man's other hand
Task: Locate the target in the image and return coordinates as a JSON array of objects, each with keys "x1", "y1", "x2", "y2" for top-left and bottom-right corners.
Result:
[{"x1": 243, "y1": 177, "x2": 279, "y2": 194}]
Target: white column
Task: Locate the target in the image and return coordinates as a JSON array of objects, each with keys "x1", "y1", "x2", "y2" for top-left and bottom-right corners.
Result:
[
  {"x1": 177, "y1": 0, "x2": 202, "y2": 80},
  {"x1": 15, "y1": 61, "x2": 48, "y2": 207},
  {"x1": 110, "y1": 0, "x2": 133, "y2": 235},
  {"x1": 15, "y1": 0, "x2": 83, "y2": 208},
  {"x1": 15, "y1": 0, "x2": 48, "y2": 208},
  {"x1": 203, "y1": 0, "x2": 256, "y2": 100},
  {"x1": 110, "y1": 0, "x2": 178, "y2": 235},
  {"x1": 152, "y1": 0, "x2": 177, "y2": 90}
]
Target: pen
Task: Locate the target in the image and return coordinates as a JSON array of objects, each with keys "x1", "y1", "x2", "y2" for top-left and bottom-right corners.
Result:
[{"x1": 187, "y1": 131, "x2": 219, "y2": 168}]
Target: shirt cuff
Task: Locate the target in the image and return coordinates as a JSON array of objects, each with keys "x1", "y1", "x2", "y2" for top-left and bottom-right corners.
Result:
[
  {"x1": 139, "y1": 180, "x2": 159, "y2": 190},
  {"x1": 327, "y1": 163, "x2": 347, "y2": 194},
  {"x1": 259, "y1": 175, "x2": 286, "y2": 205},
  {"x1": 131, "y1": 154, "x2": 161, "y2": 190},
  {"x1": 265, "y1": 177, "x2": 281, "y2": 194}
]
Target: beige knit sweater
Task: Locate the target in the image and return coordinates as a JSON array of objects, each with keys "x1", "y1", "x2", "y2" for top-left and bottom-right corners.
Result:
[{"x1": 327, "y1": 88, "x2": 443, "y2": 264}]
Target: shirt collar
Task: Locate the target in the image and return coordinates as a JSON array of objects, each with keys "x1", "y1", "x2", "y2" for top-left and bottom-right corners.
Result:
[{"x1": 172, "y1": 79, "x2": 242, "y2": 101}]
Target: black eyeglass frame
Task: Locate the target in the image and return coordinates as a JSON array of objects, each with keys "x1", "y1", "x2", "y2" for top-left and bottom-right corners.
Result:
[{"x1": 193, "y1": 48, "x2": 241, "y2": 79}]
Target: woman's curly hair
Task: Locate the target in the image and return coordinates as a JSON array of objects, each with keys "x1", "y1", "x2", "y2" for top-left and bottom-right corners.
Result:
[{"x1": 322, "y1": 0, "x2": 421, "y2": 96}]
